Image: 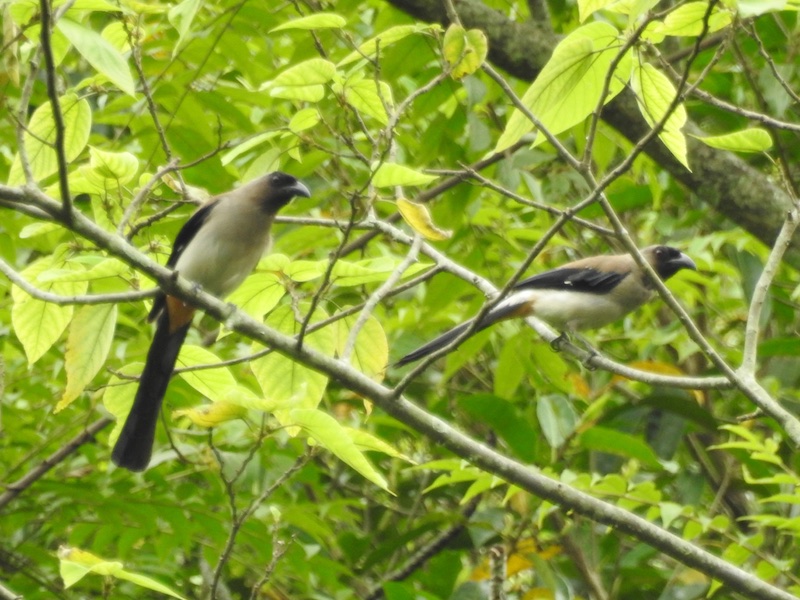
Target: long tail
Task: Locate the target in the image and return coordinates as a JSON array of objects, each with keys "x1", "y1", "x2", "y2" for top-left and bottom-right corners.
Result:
[
  {"x1": 395, "y1": 296, "x2": 530, "y2": 367},
  {"x1": 111, "y1": 311, "x2": 191, "y2": 472}
]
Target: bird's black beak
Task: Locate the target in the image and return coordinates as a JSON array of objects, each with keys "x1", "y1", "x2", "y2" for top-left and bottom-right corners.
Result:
[
  {"x1": 669, "y1": 252, "x2": 697, "y2": 272},
  {"x1": 292, "y1": 181, "x2": 311, "y2": 199}
]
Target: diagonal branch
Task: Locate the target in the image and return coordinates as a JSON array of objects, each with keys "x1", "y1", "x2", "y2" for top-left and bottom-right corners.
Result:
[{"x1": 1, "y1": 184, "x2": 794, "y2": 600}]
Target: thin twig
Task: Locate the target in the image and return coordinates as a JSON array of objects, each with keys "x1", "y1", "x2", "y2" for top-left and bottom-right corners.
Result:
[
  {"x1": 0, "y1": 417, "x2": 112, "y2": 511},
  {"x1": 39, "y1": 0, "x2": 72, "y2": 221},
  {"x1": 741, "y1": 207, "x2": 799, "y2": 375},
  {"x1": 0, "y1": 257, "x2": 156, "y2": 305},
  {"x1": 341, "y1": 235, "x2": 422, "y2": 362}
]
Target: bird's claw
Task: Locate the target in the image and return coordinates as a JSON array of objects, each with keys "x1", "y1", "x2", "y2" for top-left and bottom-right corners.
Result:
[
  {"x1": 550, "y1": 332, "x2": 568, "y2": 352},
  {"x1": 581, "y1": 348, "x2": 599, "y2": 371}
]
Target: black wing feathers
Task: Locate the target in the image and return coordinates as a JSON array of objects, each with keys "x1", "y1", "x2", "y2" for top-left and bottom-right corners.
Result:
[
  {"x1": 165, "y1": 200, "x2": 217, "y2": 268},
  {"x1": 147, "y1": 200, "x2": 217, "y2": 322},
  {"x1": 514, "y1": 267, "x2": 627, "y2": 295}
]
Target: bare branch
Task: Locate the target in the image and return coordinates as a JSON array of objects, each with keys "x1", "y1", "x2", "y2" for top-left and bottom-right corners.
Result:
[
  {"x1": 741, "y1": 207, "x2": 800, "y2": 375},
  {"x1": 0, "y1": 417, "x2": 112, "y2": 511},
  {"x1": 0, "y1": 257, "x2": 156, "y2": 305},
  {"x1": 38, "y1": 0, "x2": 72, "y2": 221}
]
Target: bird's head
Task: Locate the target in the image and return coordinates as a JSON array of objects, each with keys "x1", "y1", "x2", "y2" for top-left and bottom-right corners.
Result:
[
  {"x1": 258, "y1": 171, "x2": 311, "y2": 212},
  {"x1": 644, "y1": 245, "x2": 697, "y2": 281}
]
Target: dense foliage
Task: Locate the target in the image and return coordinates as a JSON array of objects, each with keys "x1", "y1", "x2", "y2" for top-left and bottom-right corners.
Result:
[{"x1": 2, "y1": 0, "x2": 800, "y2": 598}]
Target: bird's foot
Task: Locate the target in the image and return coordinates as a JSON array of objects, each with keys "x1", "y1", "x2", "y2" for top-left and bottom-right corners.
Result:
[
  {"x1": 581, "y1": 347, "x2": 599, "y2": 371},
  {"x1": 550, "y1": 332, "x2": 568, "y2": 352}
]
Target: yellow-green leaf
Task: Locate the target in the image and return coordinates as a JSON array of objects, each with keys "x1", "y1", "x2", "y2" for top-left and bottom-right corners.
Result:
[
  {"x1": 11, "y1": 256, "x2": 88, "y2": 365},
  {"x1": 288, "y1": 108, "x2": 321, "y2": 133},
  {"x1": 284, "y1": 259, "x2": 327, "y2": 282},
  {"x1": 251, "y1": 306, "x2": 336, "y2": 422},
  {"x1": 270, "y1": 12, "x2": 346, "y2": 32},
  {"x1": 577, "y1": 0, "x2": 617, "y2": 21},
  {"x1": 176, "y1": 345, "x2": 237, "y2": 401},
  {"x1": 57, "y1": 19, "x2": 135, "y2": 95},
  {"x1": 495, "y1": 22, "x2": 629, "y2": 152},
  {"x1": 220, "y1": 132, "x2": 279, "y2": 166},
  {"x1": 330, "y1": 258, "x2": 430, "y2": 287},
  {"x1": 168, "y1": 0, "x2": 202, "y2": 57},
  {"x1": 89, "y1": 147, "x2": 139, "y2": 183},
  {"x1": 57, "y1": 304, "x2": 117, "y2": 411},
  {"x1": 272, "y1": 58, "x2": 337, "y2": 87},
  {"x1": 8, "y1": 94, "x2": 92, "y2": 185},
  {"x1": 691, "y1": 128, "x2": 772, "y2": 153},
  {"x1": 339, "y1": 23, "x2": 441, "y2": 66},
  {"x1": 631, "y1": 62, "x2": 689, "y2": 169},
  {"x1": 337, "y1": 314, "x2": 388, "y2": 381},
  {"x1": 397, "y1": 198, "x2": 452, "y2": 240},
  {"x1": 344, "y1": 79, "x2": 392, "y2": 125},
  {"x1": 290, "y1": 408, "x2": 389, "y2": 490},
  {"x1": 346, "y1": 427, "x2": 416, "y2": 463},
  {"x1": 659, "y1": 2, "x2": 733, "y2": 37},
  {"x1": 373, "y1": 163, "x2": 437, "y2": 187},
  {"x1": 442, "y1": 25, "x2": 488, "y2": 79},
  {"x1": 58, "y1": 547, "x2": 187, "y2": 599},
  {"x1": 225, "y1": 272, "x2": 285, "y2": 321},
  {"x1": 173, "y1": 401, "x2": 247, "y2": 427},
  {"x1": 267, "y1": 58, "x2": 336, "y2": 102}
]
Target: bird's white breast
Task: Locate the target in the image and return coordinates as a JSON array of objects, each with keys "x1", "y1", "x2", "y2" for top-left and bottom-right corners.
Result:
[{"x1": 174, "y1": 201, "x2": 274, "y2": 298}]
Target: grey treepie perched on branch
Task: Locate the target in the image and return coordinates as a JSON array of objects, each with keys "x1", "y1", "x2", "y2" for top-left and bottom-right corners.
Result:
[
  {"x1": 112, "y1": 172, "x2": 311, "y2": 472},
  {"x1": 396, "y1": 245, "x2": 696, "y2": 367}
]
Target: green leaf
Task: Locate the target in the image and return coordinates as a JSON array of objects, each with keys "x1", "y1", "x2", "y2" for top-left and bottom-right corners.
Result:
[
  {"x1": 288, "y1": 108, "x2": 321, "y2": 133},
  {"x1": 270, "y1": 12, "x2": 346, "y2": 32},
  {"x1": 57, "y1": 19, "x2": 135, "y2": 96},
  {"x1": 578, "y1": 427, "x2": 663, "y2": 469},
  {"x1": 577, "y1": 0, "x2": 617, "y2": 21},
  {"x1": 442, "y1": 25, "x2": 488, "y2": 79},
  {"x1": 221, "y1": 132, "x2": 279, "y2": 166},
  {"x1": 102, "y1": 365, "x2": 139, "y2": 446},
  {"x1": 691, "y1": 128, "x2": 772, "y2": 153},
  {"x1": 11, "y1": 256, "x2": 88, "y2": 365},
  {"x1": 630, "y1": 62, "x2": 689, "y2": 169},
  {"x1": 344, "y1": 79, "x2": 392, "y2": 125},
  {"x1": 89, "y1": 147, "x2": 139, "y2": 183},
  {"x1": 330, "y1": 258, "x2": 430, "y2": 287},
  {"x1": 168, "y1": 0, "x2": 202, "y2": 56},
  {"x1": 8, "y1": 94, "x2": 92, "y2": 185},
  {"x1": 495, "y1": 22, "x2": 630, "y2": 152},
  {"x1": 57, "y1": 304, "x2": 117, "y2": 410},
  {"x1": 736, "y1": 0, "x2": 787, "y2": 17},
  {"x1": 658, "y1": 2, "x2": 733, "y2": 37},
  {"x1": 267, "y1": 58, "x2": 337, "y2": 102},
  {"x1": 251, "y1": 306, "x2": 336, "y2": 421},
  {"x1": 373, "y1": 163, "x2": 437, "y2": 187},
  {"x1": 176, "y1": 345, "x2": 237, "y2": 401},
  {"x1": 339, "y1": 23, "x2": 441, "y2": 66},
  {"x1": 346, "y1": 427, "x2": 415, "y2": 462},
  {"x1": 59, "y1": 547, "x2": 186, "y2": 599},
  {"x1": 290, "y1": 408, "x2": 389, "y2": 490},
  {"x1": 459, "y1": 394, "x2": 538, "y2": 461},
  {"x1": 537, "y1": 394, "x2": 579, "y2": 449},
  {"x1": 225, "y1": 272, "x2": 285, "y2": 322},
  {"x1": 336, "y1": 314, "x2": 389, "y2": 381}
]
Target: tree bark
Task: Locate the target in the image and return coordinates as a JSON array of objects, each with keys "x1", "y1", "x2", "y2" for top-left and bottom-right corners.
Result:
[{"x1": 386, "y1": 0, "x2": 798, "y2": 265}]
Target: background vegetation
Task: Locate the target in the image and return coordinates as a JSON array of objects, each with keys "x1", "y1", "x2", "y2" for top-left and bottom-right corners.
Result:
[{"x1": 2, "y1": 0, "x2": 800, "y2": 598}]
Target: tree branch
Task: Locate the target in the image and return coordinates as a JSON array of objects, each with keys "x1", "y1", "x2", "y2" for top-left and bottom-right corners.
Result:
[{"x1": 1, "y1": 185, "x2": 795, "y2": 600}]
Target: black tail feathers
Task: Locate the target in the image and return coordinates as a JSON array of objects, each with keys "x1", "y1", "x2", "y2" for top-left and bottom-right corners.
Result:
[
  {"x1": 111, "y1": 313, "x2": 190, "y2": 472},
  {"x1": 395, "y1": 296, "x2": 529, "y2": 367}
]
